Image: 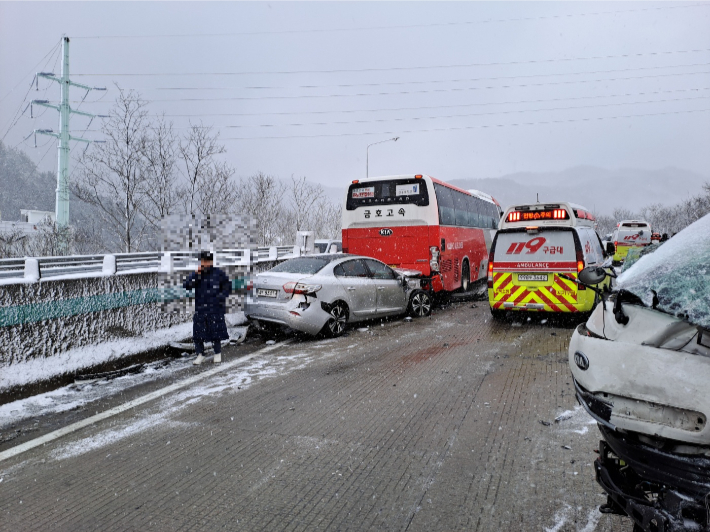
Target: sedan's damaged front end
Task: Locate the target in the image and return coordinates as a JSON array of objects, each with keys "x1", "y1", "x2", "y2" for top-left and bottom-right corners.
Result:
[{"x1": 594, "y1": 425, "x2": 710, "y2": 532}]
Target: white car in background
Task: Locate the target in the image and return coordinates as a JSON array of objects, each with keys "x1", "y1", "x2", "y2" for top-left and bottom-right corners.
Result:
[{"x1": 314, "y1": 239, "x2": 342, "y2": 253}]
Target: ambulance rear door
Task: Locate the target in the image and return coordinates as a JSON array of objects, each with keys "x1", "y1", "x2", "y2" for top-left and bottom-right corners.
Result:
[{"x1": 492, "y1": 228, "x2": 579, "y2": 310}]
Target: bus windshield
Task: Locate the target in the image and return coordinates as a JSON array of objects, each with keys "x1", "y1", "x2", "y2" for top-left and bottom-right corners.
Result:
[{"x1": 346, "y1": 178, "x2": 430, "y2": 210}]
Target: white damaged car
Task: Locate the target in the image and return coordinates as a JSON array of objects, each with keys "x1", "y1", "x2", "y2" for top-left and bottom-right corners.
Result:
[
  {"x1": 246, "y1": 254, "x2": 432, "y2": 337},
  {"x1": 568, "y1": 213, "x2": 710, "y2": 532}
]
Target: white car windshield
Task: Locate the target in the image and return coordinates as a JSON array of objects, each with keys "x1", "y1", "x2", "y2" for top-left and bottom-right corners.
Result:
[{"x1": 617, "y1": 213, "x2": 710, "y2": 328}]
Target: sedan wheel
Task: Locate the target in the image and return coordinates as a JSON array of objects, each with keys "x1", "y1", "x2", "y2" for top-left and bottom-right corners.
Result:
[
  {"x1": 408, "y1": 290, "x2": 432, "y2": 317},
  {"x1": 326, "y1": 302, "x2": 348, "y2": 337}
]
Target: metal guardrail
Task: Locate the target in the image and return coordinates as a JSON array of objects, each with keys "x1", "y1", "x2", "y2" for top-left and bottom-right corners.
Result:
[{"x1": 0, "y1": 246, "x2": 298, "y2": 282}]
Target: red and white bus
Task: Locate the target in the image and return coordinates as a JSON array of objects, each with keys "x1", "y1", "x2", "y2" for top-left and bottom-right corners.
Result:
[{"x1": 341, "y1": 174, "x2": 502, "y2": 294}]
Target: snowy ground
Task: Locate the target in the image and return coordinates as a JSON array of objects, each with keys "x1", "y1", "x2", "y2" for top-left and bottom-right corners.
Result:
[
  {"x1": 0, "y1": 312, "x2": 247, "y2": 391},
  {"x1": 0, "y1": 300, "x2": 629, "y2": 531},
  {"x1": 0, "y1": 324, "x2": 249, "y2": 433}
]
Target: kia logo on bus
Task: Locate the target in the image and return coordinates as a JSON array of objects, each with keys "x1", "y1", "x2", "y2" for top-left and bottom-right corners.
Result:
[
  {"x1": 379, "y1": 228, "x2": 393, "y2": 236},
  {"x1": 574, "y1": 351, "x2": 589, "y2": 371}
]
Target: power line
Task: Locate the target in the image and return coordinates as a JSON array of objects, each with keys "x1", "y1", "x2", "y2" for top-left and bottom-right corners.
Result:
[
  {"x1": 1, "y1": 42, "x2": 63, "y2": 141},
  {"x1": 0, "y1": 40, "x2": 61, "y2": 103},
  {"x1": 125, "y1": 61, "x2": 710, "y2": 92},
  {"x1": 77, "y1": 93, "x2": 710, "y2": 132},
  {"x1": 225, "y1": 94, "x2": 710, "y2": 129},
  {"x1": 149, "y1": 86, "x2": 710, "y2": 118},
  {"x1": 70, "y1": 47, "x2": 710, "y2": 77},
  {"x1": 218, "y1": 107, "x2": 710, "y2": 141},
  {"x1": 71, "y1": 3, "x2": 710, "y2": 40},
  {"x1": 70, "y1": 69, "x2": 710, "y2": 104}
]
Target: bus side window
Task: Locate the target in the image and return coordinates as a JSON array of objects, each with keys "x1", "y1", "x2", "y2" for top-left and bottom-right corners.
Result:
[
  {"x1": 463, "y1": 196, "x2": 474, "y2": 227},
  {"x1": 435, "y1": 184, "x2": 456, "y2": 226},
  {"x1": 454, "y1": 190, "x2": 469, "y2": 227},
  {"x1": 472, "y1": 198, "x2": 486, "y2": 227},
  {"x1": 488, "y1": 203, "x2": 498, "y2": 229}
]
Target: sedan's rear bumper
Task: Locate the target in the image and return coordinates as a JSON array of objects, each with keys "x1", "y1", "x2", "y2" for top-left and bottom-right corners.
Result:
[{"x1": 246, "y1": 295, "x2": 331, "y2": 336}]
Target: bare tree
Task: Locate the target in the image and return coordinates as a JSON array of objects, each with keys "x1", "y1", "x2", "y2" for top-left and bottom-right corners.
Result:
[
  {"x1": 178, "y1": 123, "x2": 237, "y2": 216},
  {"x1": 319, "y1": 200, "x2": 343, "y2": 240},
  {"x1": 287, "y1": 175, "x2": 325, "y2": 232},
  {"x1": 73, "y1": 88, "x2": 150, "y2": 252},
  {"x1": 0, "y1": 227, "x2": 28, "y2": 258},
  {"x1": 25, "y1": 220, "x2": 74, "y2": 257},
  {"x1": 239, "y1": 172, "x2": 284, "y2": 245},
  {"x1": 195, "y1": 159, "x2": 239, "y2": 216},
  {"x1": 139, "y1": 116, "x2": 179, "y2": 229}
]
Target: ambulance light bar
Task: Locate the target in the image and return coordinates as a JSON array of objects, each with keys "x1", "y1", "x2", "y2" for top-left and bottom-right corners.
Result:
[
  {"x1": 573, "y1": 209, "x2": 596, "y2": 221},
  {"x1": 506, "y1": 209, "x2": 568, "y2": 222}
]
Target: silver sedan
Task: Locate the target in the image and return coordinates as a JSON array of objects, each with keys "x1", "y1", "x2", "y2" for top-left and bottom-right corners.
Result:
[{"x1": 245, "y1": 254, "x2": 432, "y2": 337}]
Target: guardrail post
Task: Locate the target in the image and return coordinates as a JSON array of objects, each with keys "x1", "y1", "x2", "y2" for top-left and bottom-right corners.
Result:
[
  {"x1": 159, "y1": 252, "x2": 174, "y2": 274},
  {"x1": 24, "y1": 258, "x2": 41, "y2": 282},
  {"x1": 102, "y1": 254, "x2": 117, "y2": 275},
  {"x1": 269, "y1": 246, "x2": 278, "y2": 261}
]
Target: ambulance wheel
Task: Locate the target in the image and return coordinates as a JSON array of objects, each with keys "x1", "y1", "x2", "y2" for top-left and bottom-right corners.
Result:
[
  {"x1": 408, "y1": 290, "x2": 432, "y2": 317},
  {"x1": 460, "y1": 261, "x2": 471, "y2": 292}
]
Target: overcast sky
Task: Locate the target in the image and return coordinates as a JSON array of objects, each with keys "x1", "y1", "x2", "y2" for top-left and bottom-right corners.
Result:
[{"x1": 2, "y1": 1, "x2": 709, "y2": 189}]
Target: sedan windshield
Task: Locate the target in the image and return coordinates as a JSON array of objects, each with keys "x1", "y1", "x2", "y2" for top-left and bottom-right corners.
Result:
[
  {"x1": 268, "y1": 256, "x2": 336, "y2": 275},
  {"x1": 617, "y1": 213, "x2": 710, "y2": 328}
]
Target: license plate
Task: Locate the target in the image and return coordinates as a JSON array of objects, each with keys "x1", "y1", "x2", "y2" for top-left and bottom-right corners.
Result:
[
  {"x1": 256, "y1": 288, "x2": 277, "y2": 298},
  {"x1": 518, "y1": 274, "x2": 548, "y2": 282}
]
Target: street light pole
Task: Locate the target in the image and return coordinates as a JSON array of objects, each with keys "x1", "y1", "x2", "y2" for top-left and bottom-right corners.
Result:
[{"x1": 366, "y1": 137, "x2": 399, "y2": 178}]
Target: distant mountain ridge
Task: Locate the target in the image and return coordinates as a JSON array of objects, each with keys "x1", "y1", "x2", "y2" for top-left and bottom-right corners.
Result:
[{"x1": 449, "y1": 166, "x2": 709, "y2": 215}]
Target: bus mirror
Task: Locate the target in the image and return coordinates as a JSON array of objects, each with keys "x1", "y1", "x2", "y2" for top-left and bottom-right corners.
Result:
[
  {"x1": 605, "y1": 242, "x2": 615, "y2": 255},
  {"x1": 578, "y1": 266, "x2": 606, "y2": 286}
]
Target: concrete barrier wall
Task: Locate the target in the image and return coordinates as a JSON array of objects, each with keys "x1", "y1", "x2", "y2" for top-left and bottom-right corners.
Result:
[
  {"x1": 0, "y1": 272, "x2": 191, "y2": 367},
  {"x1": 0, "y1": 257, "x2": 287, "y2": 370}
]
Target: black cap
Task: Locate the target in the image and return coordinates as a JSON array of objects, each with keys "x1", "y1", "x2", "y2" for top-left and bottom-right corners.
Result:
[{"x1": 199, "y1": 251, "x2": 214, "y2": 261}]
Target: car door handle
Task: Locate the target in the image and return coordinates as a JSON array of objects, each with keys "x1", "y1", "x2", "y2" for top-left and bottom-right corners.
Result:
[
  {"x1": 346, "y1": 287, "x2": 356, "y2": 291},
  {"x1": 377, "y1": 287, "x2": 385, "y2": 290}
]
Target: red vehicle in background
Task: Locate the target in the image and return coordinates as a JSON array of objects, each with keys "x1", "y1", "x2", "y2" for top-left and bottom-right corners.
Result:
[{"x1": 341, "y1": 174, "x2": 502, "y2": 294}]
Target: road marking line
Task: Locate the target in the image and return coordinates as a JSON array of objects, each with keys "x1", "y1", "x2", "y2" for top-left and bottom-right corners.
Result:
[{"x1": 0, "y1": 340, "x2": 291, "y2": 463}]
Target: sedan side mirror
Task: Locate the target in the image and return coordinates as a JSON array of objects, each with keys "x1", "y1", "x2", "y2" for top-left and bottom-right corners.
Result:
[
  {"x1": 578, "y1": 266, "x2": 607, "y2": 286},
  {"x1": 605, "y1": 242, "x2": 615, "y2": 255}
]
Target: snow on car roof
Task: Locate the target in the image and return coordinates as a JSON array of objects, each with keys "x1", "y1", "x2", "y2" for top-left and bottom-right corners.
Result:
[{"x1": 617, "y1": 213, "x2": 710, "y2": 328}]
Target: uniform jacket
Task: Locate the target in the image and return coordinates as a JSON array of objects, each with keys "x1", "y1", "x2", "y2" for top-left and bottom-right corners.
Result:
[{"x1": 183, "y1": 266, "x2": 232, "y2": 341}]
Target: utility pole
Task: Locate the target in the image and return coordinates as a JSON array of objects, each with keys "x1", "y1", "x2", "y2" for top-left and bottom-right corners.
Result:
[{"x1": 31, "y1": 35, "x2": 106, "y2": 228}]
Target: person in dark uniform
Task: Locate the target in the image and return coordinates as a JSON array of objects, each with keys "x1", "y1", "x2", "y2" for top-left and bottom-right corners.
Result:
[{"x1": 183, "y1": 251, "x2": 232, "y2": 364}]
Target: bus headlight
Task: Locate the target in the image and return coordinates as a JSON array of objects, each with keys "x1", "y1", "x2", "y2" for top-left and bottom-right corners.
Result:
[{"x1": 429, "y1": 246, "x2": 440, "y2": 272}]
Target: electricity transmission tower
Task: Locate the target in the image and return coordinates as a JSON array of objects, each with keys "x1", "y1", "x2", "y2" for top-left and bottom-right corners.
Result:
[{"x1": 30, "y1": 35, "x2": 106, "y2": 228}]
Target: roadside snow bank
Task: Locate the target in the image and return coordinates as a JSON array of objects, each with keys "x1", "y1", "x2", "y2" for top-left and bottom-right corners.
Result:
[
  {"x1": 0, "y1": 312, "x2": 247, "y2": 391},
  {"x1": 0, "y1": 322, "x2": 192, "y2": 391}
]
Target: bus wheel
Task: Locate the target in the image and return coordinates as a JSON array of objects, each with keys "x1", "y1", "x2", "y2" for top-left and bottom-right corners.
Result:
[
  {"x1": 408, "y1": 290, "x2": 432, "y2": 317},
  {"x1": 324, "y1": 301, "x2": 349, "y2": 337},
  {"x1": 460, "y1": 261, "x2": 471, "y2": 292}
]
